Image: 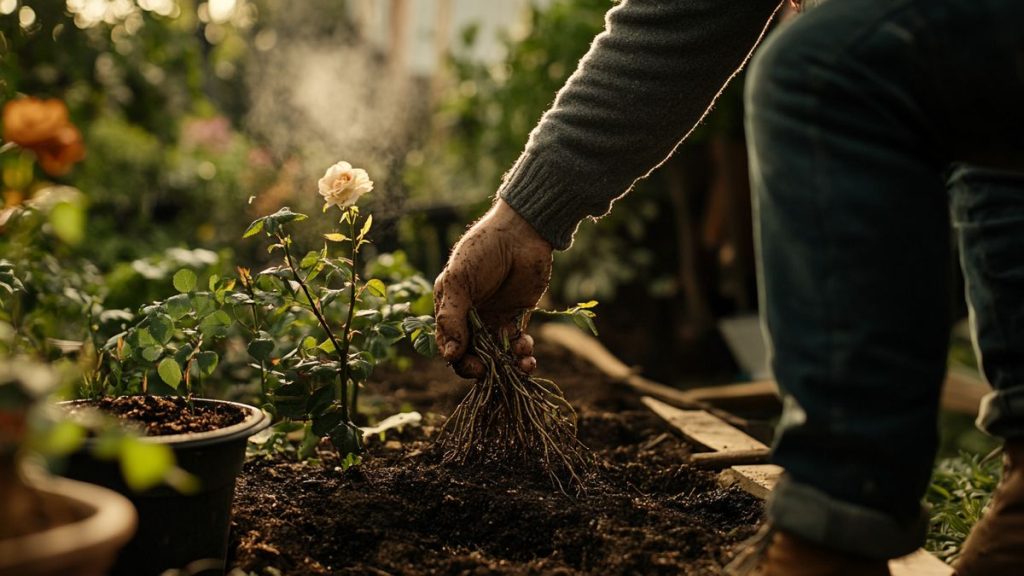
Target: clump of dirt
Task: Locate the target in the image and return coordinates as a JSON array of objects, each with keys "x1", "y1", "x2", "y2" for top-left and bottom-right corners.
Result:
[
  {"x1": 72, "y1": 395, "x2": 245, "y2": 435},
  {"x1": 229, "y1": 341, "x2": 764, "y2": 575}
]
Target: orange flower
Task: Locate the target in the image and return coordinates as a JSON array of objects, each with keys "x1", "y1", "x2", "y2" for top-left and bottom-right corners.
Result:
[
  {"x1": 2, "y1": 97, "x2": 86, "y2": 176},
  {"x1": 33, "y1": 123, "x2": 85, "y2": 176}
]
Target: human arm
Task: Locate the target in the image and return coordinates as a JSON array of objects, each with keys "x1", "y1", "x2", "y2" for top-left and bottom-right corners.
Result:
[
  {"x1": 501, "y1": 0, "x2": 783, "y2": 249},
  {"x1": 435, "y1": 0, "x2": 783, "y2": 374}
]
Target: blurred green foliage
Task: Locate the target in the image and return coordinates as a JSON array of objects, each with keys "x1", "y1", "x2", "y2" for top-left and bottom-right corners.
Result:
[
  {"x1": 926, "y1": 451, "x2": 1001, "y2": 564},
  {"x1": 405, "y1": 0, "x2": 612, "y2": 203},
  {"x1": 1, "y1": 0, "x2": 276, "y2": 264}
]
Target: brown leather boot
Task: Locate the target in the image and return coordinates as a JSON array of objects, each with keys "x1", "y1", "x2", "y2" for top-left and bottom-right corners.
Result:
[
  {"x1": 955, "y1": 440, "x2": 1024, "y2": 576},
  {"x1": 726, "y1": 527, "x2": 891, "y2": 576}
]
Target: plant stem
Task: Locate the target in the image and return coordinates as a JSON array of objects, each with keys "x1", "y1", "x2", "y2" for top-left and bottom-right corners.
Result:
[
  {"x1": 241, "y1": 274, "x2": 269, "y2": 402},
  {"x1": 183, "y1": 334, "x2": 203, "y2": 412},
  {"x1": 277, "y1": 232, "x2": 348, "y2": 417},
  {"x1": 337, "y1": 213, "x2": 359, "y2": 420}
]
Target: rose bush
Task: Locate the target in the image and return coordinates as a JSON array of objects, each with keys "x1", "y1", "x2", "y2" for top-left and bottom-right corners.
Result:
[{"x1": 238, "y1": 162, "x2": 434, "y2": 466}]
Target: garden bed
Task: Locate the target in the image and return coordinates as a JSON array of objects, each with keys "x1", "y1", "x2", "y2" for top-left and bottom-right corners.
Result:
[{"x1": 229, "y1": 340, "x2": 763, "y2": 575}]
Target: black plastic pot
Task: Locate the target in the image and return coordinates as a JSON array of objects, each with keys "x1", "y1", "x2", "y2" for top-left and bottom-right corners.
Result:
[{"x1": 58, "y1": 398, "x2": 270, "y2": 576}]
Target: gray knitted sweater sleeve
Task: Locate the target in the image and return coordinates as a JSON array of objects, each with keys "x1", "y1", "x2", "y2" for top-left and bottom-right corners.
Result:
[{"x1": 498, "y1": 0, "x2": 782, "y2": 250}]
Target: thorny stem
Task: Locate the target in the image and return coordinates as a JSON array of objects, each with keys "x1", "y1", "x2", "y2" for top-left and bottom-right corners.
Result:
[
  {"x1": 240, "y1": 271, "x2": 269, "y2": 402},
  {"x1": 277, "y1": 232, "x2": 348, "y2": 419},
  {"x1": 337, "y1": 213, "x2": 360, "y2": 420},
  {"x1": 182, "y1": 333, "x2": 204, "y2": 413}
]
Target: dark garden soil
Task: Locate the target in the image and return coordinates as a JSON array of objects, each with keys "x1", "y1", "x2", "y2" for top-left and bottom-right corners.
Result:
[
  {"x1": 229, "y1": 341, "x2": 764, "y2": 575},
  {"x1": 70, "y1": 395, "x2": 246, "y2": 435}
]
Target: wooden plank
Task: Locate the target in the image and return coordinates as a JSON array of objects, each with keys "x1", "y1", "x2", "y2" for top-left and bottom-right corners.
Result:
[
  {"x1": 537, "y1": 323, "x2": 633, "y2": 379},
  {"x1": 718, "y1": 464, "x2": 783, "y2": 500},
  {"x1": 890, "y1": 549, "x2": 953, "y2": 576},
  {"x1": 675, "y1": 380, "x2": 778, "y2": 403},
  {"x1": 538, "y1": 323, "x2": 751, "y2": 429},
  {"x1": 691, "y1": 449, "x2": 771, "y2": 469},
  {"x1": 642, "y1": 396, "x2": 767, "y2": 453}
]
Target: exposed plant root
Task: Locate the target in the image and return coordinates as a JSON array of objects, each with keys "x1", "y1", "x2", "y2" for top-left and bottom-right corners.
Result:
[{"x1": 438, "y1": 311, "x2": 590, "y2": 494}]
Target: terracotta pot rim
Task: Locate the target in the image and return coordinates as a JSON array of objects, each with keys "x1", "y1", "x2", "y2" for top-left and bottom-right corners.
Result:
[{"x1": 0, "y1": 473, "x2": 137, "y2": 573}]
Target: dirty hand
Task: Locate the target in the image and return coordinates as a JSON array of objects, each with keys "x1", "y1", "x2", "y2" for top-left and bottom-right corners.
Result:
[{"x1": 434, "y1": 199, "x2": 553, "y2": 379}]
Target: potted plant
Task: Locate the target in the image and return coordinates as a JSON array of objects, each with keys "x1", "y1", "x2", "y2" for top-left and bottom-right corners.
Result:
[
  {"x1": 56, "y1": 280, "x2": 271, "y2": 576},
  {"x1": 0, "y1": 358, "x2": 136, "y2": 576},
  {"x1": 0, "y1": 206, "x2": 270, "y2": 574},
  {"x1": 59, "y1": 397, "x2": 269, "y2": 576},
  {"x1": 235, "y1": 160, "x2": 436, "y2": 465}
]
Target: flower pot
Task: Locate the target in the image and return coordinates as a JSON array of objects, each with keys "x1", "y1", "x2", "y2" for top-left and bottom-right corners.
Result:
[
  {"x1": 0, "y1": 473, "x2": 137, "y2": 576},
  {"x1": 58, "y1": 398, "x2": 270, "y2": 576}
]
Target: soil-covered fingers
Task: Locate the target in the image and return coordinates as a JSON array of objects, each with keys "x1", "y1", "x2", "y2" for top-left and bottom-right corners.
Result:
[
  {"x1": 433, "y1": 273, "x2": 471, "y2": 362},
  {"x1": 452, "y1": 354, "x2": 486, "y2": 380}
]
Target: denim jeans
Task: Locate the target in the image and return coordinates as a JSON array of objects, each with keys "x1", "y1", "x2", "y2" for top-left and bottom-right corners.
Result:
[{"x1": 745, "y1": 0, "x2": 1024, "y2": 559}]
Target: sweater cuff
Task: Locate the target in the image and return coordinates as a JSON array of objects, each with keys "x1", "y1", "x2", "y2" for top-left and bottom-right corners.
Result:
[{"x1": 498, "y1": 152, "x2": 608, "y2": 251}]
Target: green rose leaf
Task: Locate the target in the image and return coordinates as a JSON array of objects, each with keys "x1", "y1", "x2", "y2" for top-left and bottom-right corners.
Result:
[
  {"x1": 327, "y1": 421, "x2": 363, "y2": 457},
  {"x1": 198, "y1": 310, "x2": 232, "y2": 338},
  {"x1": 136, "y1": 327, "x2": 158, "y2": 347},
  {"x1": 413, "y1": 331, "x2": 438, "y2": 358},
  {"x1": 348, "y1": 352, "x2": 374, "y2": 382},
  {"x1": 357, "y1": 214, "x2": 373, "y2": 244},
  {"x1": 365, "y1": 278, "x2": 386, "y2": 298},
  {"x1": 141, "y1": 346, "x2": 163, "y2": 363},
  {"x1": 401, "y1": 315, "x2": 434, "y2": 334},
  {"x1": 165, "y1": 294, "x2": 191, "y2": 320},
  {"x1": 242, "y1": 218, "x2": 264, "y2": 239},
  {"x1": 191, "y1": 293, "x2": 217, "y2": 317},
  {"x1": 270, "y1": 207, "x2": 308, "y2": 224},
  {"x1": 157, "y1": 357, "x2": 182, "y2": 388},
  {"x1": 247, "y1": 338, "x2": 275, "y2": 361},
  {"x1": 306, "y1": 382, "x2": 335, "y2": 416},
  {"x1": 173, "y1": 269, "x2": 198, "y2": 294},
  {"x1": 572, "y1": 312, "x2": 599, "y2": 336},
  {"x1": 377, "y1": 321, "x2": 403, "y2": 342},
  {"x1": 312, "y1": 409, "x2": 345, "y2": 437},
  {"x1": 149, "y1": 314, "x2": 175, "y2": 344},
  {"x1": 301, "y1": 336, "x2": 318, "y2": 352},
  {"x1": 299, "y1": 251, "x2": 320, "y2": 270},
  {"x1": 173, "y1": 343, "x2": 195, "y2": 364},
  {"x1": 197, "y1": 351, "x2": 219, "y2": 376}
]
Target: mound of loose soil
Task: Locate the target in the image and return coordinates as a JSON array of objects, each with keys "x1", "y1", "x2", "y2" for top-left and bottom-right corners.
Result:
[
  {"x1": 74, "y1": 395, "x2": 245, "y2": 435},
  {"x1": 230, "y1": 342, "x2": 763, "y2": 575}
]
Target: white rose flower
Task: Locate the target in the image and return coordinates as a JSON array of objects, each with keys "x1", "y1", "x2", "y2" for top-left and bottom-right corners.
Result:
[{"x1": 318, "y1": 161, "x2": 373, "y2": 210}]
